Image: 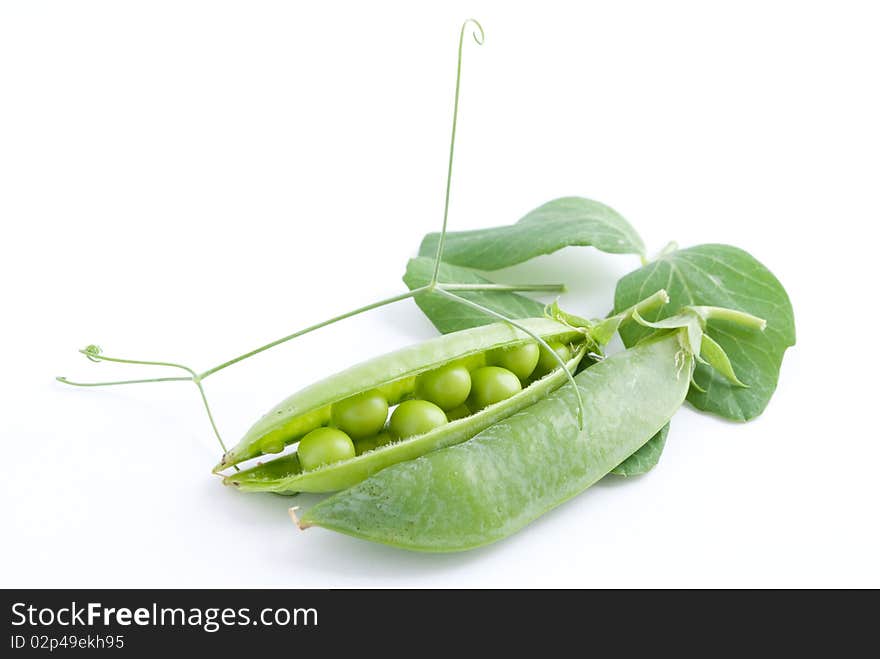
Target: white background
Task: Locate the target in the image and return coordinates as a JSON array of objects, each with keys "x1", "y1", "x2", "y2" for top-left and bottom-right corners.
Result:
[{"x1": 2, "y1": 1, "x2": 877, "y2": 588}]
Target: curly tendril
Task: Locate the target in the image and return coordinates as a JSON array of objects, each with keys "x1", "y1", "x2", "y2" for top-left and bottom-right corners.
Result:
[
  {"x1": 82, "y1": 345, "x2": 103, "y2": 362},
  {"x1": 429, "y1": 18, "x2": 486, "y2": 286},
  {"x1": 463, "y1": 18, "x2": 485, "y2": 45}
]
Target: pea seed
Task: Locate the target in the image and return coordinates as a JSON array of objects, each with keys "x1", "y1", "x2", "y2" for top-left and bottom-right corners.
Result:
[
  {"x1": 415, "y1": 363, "x2": 471, "y2": 411},
  {"x1": 331, "y1": 390, "x2": 389, "y2": 439},
  {"x1": 297, "y1": 427, "x2": 355, "y2": 471},
  {"x1": 532, "y1": 341, "x2": 572, "y2": 378},
  {"x1": 389, "y1": 400, "x2": 448, "y2": 438},
  {"x1": 468, "y1": 366, "x2": 522, "y2": 411},
  {"x1": 489, "y1": 342, "x2": 540, "y2": 380}
]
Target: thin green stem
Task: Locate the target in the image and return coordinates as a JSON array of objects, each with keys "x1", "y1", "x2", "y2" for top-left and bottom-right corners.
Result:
[
  {"x1": 58, "y1": 291, "x2": 424, "y2": 459},
  {"x1": 440, "y1": 282, "x2": 565, "y2": 293},
  {"x1": 692, "y1": 306, "x2": 767, "y2": 331},
  {"x1": 435, "y1": 288, "x2": 585, "y2": 430},
  {"x1": 198, "y1": 287, "x2": 429, "y2": 380},
  {"x1": 194, "y1": 380, "x2": 233, "y2": 459},
  {"x1": 431, "y1": 18, "x2": 485, "y2": 285},
  {"x1": 57, "y1": 376, "x2": 192, "y2": 387},
  {"x1": 56, "y1": 276, "x2": 567, "y2": 451},
  {"x1": 196, "y1": 280, "x2": 567, "y2": 380},
  {"x1": 61, "y1": 280, "x2": 566, "y2": 390}
]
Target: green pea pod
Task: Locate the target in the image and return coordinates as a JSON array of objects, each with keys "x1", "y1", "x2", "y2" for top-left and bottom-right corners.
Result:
[
  {"x1": 297, "y1": 332, "x2": 692, "y2": 551},
  {"x1": 226, "y1": 345, "x2": 585, "y2": 493},
  {"x1": 216, "y1": 318, "x2": 588, "y2": 483}
]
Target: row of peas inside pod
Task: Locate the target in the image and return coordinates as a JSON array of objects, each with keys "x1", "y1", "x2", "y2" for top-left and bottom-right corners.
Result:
[
  {"x1": 216, "y1": 318, "x2": 589, "y2": 494},
  {"x1": 301, "y1": 339, "x2": 576, "y2": 469}
]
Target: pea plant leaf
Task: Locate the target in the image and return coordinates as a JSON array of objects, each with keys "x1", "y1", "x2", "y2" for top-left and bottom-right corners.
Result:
[
  {"x1": 613, "y1": 244, "x2": 795, "y2": 421},
  {"x1": 610, "y1": 423, "x2": 669, "y2": 477},
  {"x1": 418, "y1": 197, "x2": 646, "y2": 270},
  {"x1": 403, "y1": 257, "x2": 545, "y2": 334}
]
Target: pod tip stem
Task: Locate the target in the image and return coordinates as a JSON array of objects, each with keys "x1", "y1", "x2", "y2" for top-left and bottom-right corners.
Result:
[{"x1": 289, "y1": 506, "x2": 310, "y2": 530}]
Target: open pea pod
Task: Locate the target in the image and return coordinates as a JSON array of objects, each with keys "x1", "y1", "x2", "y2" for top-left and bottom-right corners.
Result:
[{"x1": 216, "y1": 318, "x2": 591, "y2": 493}]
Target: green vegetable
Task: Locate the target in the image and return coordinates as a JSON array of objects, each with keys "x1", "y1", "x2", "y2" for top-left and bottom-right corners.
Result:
[
  {"x1": 216, "y1": 318, "x2": 583, "y2": 471},
  {"x1": 296, "y1": 428, "x2": 355, "y2": 472},
  {"x1": 223, "y1": 320, "x2": 591, "y2": 493},
  {"x1": 331, "y1": 391, "x2": 389, "y2": 439},
  {"x1": 533, "y1": 341, "x2": 572, "y2": 379},
  {"x1": 489, "y1": 343, "x2": 540, "y2": 380},
  {"x1": 468, "y1": 366, "x2": 522, "y2": 411},
  {"x1": 415, "y1": 362, "x2": 472, "y2": 411},
  {"x1": 389, "y1": 400, "x2": 448, "y2": 438},
  {"x1": 219, "y1": 318, "x2": 582, "y2": 470}
]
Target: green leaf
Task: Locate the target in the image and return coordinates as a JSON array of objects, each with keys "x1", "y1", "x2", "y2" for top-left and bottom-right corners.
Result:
[
  {"x1": 403, "y1": 257, "x2": 545, "y2": 334},
  {"x1": 613, "y1": 244, "x2": 795, "y2": 421},
  {"x1": 418, "y1": 197, "x2": 645, "y2": 270},
  {"x1": 611, "y1": 423, "x2": 669, "y2": 477}
]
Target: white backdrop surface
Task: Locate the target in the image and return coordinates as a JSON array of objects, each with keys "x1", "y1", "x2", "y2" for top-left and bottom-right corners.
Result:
[{"x1": 1, "y1": 1, "x2": 877, "y2": 587}]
